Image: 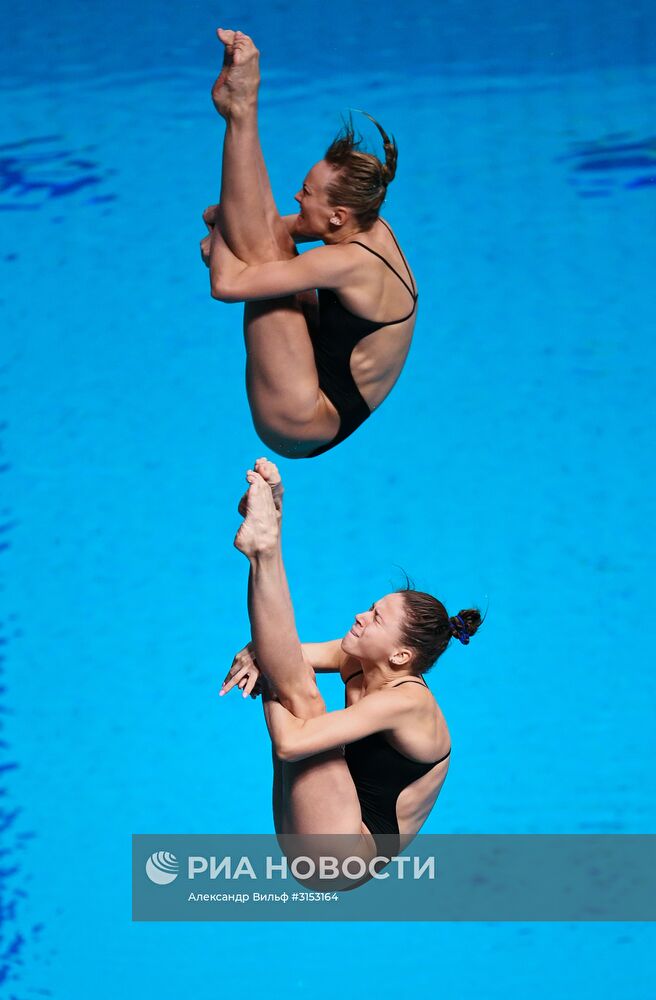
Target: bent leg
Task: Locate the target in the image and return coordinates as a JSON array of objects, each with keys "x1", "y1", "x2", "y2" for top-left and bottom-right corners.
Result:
[
  {"x1": 262, "y1": 686, "x2": 379, "y2": 881},
  {"x1": 278, "y1": 725, "x2": 381, "y2": 885},
  {"x1": 243, "y1": 297, "x2": 340, "y2": 458},
  {"x1": 271, "y1": 747, "x2": 286, "y2": 835}
]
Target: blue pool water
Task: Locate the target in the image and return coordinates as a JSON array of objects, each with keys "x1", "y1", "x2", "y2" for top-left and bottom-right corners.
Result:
[{"x1": 2, "y1": 0, "x2": 655, "y2": 995}]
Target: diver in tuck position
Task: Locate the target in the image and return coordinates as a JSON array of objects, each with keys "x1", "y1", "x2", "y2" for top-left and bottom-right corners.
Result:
[
  {"x1": 201, "y1": 28, "x2": 418, "y2": 458},
  {"x1": 221, "y1": 458, "x2": 481, "y2": 885}
]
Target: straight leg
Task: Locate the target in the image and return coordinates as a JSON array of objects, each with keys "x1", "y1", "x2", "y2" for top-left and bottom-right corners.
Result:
[
  {"x1": 247, "y1": 550, "x2": 320, "y2": 716},
  {"x1": 214, "y1": 30, "x2": 288, "y2": 262},
  {"x1": 237, "y1": 472, "x2": 378, "y2": 876},
  {"x1": 212, "y1": 31, "x2": 339, "y2": 455}
]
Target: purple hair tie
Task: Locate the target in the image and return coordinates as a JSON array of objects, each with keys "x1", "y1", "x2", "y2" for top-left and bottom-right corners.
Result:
[{"x1": 453, "y1": 614, "x2": 470, "y2": 645}]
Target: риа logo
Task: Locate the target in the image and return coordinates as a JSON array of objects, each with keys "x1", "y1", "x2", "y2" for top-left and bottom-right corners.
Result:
[{"x1": 145, "y1": 852, "x2": 179, "y2": 884}]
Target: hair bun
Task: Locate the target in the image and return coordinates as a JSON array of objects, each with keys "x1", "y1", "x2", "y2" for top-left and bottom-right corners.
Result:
[{"x1": 448, "y1": 609, "x2": 482, "y2": 645}]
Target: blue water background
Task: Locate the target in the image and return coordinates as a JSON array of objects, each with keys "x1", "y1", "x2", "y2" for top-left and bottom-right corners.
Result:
[{"x1": 2, "y1": 0, "x2": 655, "y2": 995}]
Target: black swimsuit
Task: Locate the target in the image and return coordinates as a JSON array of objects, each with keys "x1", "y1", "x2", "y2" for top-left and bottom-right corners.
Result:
[
  {"x1": 306, "y1": 220, "x2": 418, "y2": 458},
  {"x1": 343, "y1": 669, "x2": 451, "y2": 857}
]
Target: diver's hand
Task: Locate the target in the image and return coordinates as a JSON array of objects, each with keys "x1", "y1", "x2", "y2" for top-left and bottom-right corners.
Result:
[
  {"x1": 200, "y1": 204, "x2": 220, "y2": 267},
  {"x1": 203, "y1": 203, "x2": 220, "y2": 231},
  {"x1": 200, "y1": 234, "x2": 211, "y2": 267},
  {"x1": 220, "y1": 642, "x2": 262, "y2": 699}
]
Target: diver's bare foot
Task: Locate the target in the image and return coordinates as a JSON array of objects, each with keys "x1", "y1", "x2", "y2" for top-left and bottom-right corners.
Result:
[
  {"x1": 211, "y1": 29, "x2": 235, "y2": 118},
  {"x1": 213, "y1": 28, "x2": 260, "y2": 119},
  {"x1": 255, "y1": 458, "x2": 284, "y2": 515},
  {"x1": 238, "y1": 457, "x2": 283, "y2": 521},
  {"x1": 238, "y1": 457, "x2": 283, "y2": 514},
  {"x1": 234, "y1": 470, "x2": 279, "y2": 557}
]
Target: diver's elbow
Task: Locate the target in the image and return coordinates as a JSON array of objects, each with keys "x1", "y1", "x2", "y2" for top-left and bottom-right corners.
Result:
[
  {"x1": 210, "y1": 275, "x2": 238, "y2": 302},
  {"x1": 210, "y1": 279, "x2": 229, "y2": 302},
  {"x1": 275, "y1": 737, "x2": 303, "y2": 762},
  {"x1": 275, "y1": 739, "x2": 293, "y2": 762}
]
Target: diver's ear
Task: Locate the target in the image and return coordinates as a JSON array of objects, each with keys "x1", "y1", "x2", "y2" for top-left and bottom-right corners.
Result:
[
  {"x1": 390, "y1": 648, "x2": 412, "y2": 667},
  {"x1": 329, "y1": 206, "x2": 348, "y2": 227}
]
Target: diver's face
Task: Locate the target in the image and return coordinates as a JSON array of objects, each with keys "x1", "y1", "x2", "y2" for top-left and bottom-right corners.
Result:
[
  {"x1": 293, "y1": 159, "x2": 340, "y2": 237},
  {"x1": 341, "y1": 592, "x2": 409, "y2": 664}
]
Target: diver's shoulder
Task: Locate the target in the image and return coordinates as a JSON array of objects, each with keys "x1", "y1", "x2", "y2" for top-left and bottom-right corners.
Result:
[{"x1": 339, "y1": 655, "x2": 363, "y2": 685}]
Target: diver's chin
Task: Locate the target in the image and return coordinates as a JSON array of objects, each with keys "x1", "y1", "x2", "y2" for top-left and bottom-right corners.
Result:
[{"x1": 295, "y1": 218, "x2": 320, "y2": 241}]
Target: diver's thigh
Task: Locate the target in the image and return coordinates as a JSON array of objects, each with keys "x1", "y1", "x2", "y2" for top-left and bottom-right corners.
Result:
[
  {"x1": 242, "y1": 299, "x2": 340, "y2": 444},
  {"x1": 278, "y1": 754, "x2": 379, "y2": 886},
  {"x1": 282, "y1": 752, "x2": 368, "y2": 840}
]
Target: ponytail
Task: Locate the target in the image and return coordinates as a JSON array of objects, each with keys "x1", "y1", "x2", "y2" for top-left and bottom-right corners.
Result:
[{"x1": 324, "y1": 111, "x2": 399, "y2": 229}]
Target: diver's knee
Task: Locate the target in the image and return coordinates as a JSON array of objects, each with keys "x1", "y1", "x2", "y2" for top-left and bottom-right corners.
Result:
[
  {"x1": 280, "y1": 387, "x2": 328, "y2": 432},
  {"x1": 271, "y1": 221, "x2": 296, "y2": 258},
  {"x1": 280, "y1": 678, "x2": 325, "y2": 718},
  {"x1": 252, "y1": 220, "x2": 295, "y2": 262}
]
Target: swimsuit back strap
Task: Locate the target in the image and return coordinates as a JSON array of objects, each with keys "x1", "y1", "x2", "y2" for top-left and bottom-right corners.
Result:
[
  {"x1": 392, "y1": 675, "x2": 429, "y2": 688},
  {"x1": 347, "y1": 240, "x2": 417, "y2": 301},
  {"x1": 378, "y1": 219, "x2": 418, "y2": 297},
  {"x1": 391, "y1": 676, "x2": 451, "y2": 764},
  {"x1": 346, "y1": 672, "x2": 428, "y2": 688}
]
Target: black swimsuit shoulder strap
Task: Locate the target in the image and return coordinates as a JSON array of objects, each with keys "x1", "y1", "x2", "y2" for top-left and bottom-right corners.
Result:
[
  {"x1": 378, "y1": 219, "x2": 418, "y2": 298},
  {"x1": 392, "y1": 674, "x2": 429, "y2": 689},
  {"x1": 344, "y1": 668, "x2": 364, "y2": 685},
  {"x1": 347, "y1": 239, "x2": 417, "y2": 301},
  {"x1": 389, "y1": 674, "x2": 451, "y2": 766}
]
